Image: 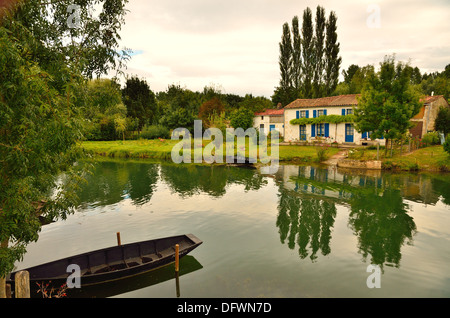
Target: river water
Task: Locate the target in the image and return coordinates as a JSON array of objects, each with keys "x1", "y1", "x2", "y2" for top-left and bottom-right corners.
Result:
[{"x1": 15, "y1": 160, "x2": 450, "y2": 298}]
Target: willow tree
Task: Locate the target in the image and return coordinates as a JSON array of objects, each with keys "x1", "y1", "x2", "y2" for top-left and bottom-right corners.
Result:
[{"x1": 0, "y1": 0, "x2": 128, "y2": 297}]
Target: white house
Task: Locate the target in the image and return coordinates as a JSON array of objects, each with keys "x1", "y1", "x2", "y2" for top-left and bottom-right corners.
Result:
[
  {"x1": 283, "y1": 94, "x2": 385, "y2": 145},
  {"x1": 254, "y1": 108, "x2": 284, "y2": 137}
]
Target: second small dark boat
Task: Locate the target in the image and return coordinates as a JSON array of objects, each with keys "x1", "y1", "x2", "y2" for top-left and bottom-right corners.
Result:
[{"x1": 7, "y1": 234, "x2": 202, "y2": 287}]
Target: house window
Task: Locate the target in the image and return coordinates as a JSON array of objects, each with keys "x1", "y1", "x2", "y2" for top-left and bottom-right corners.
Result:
[
  {"x1": 300, "y1": 110, "x2": 306, "y2": 118},
  {"x1": 346, "y1": 124, "x2": 354, "y2": 136},
  {"x1": 346, "y1": 109, "x2": 353, "y2": 115},
  {"x1": 317, "y1": 123, "x2": 325, "y2": 137},
  {"x1": 317, "y1": 110, "x2": 325, "y2": 117},
  {"x1": 261, "y1": 116, "x2": 264, "y2": 120},
  {"x1": 299, "y1": 125, "x2": 306, "y2": 141}
]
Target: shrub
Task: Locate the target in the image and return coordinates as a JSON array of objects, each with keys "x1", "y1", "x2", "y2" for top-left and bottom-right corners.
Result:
[
  {"x1": 421, "y1": 131, "x2": 441, "y2": 146},
  {"x1": 230, "y1": 108, "x2": 254, "y2": 131},
  {"x1": 315, "y1": 145, "x2": 329, "y2": 162},
  {"x1": 140, "y1": 125, "x2": 170, "y2": 140},
  {"x1": 444, "y1": 135, "x2": 450, "y2": 155}
]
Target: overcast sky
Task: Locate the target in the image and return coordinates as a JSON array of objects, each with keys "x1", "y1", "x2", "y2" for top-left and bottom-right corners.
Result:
[{"x1": 112, "y1": 0, "x2": 450, "y2": 98}]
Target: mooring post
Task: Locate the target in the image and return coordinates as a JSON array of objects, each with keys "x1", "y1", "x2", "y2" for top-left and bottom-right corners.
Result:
[
  {"x1": 175, "y1": 271, "x2": 180, "y2": 298},
  {"x1": 175, "y1": 244, "x2": 179, "y2": 273},
  {"x1": 117, "y1": 232, "x2": 121, "y2": 246},
  {"x1": 15, "y1": 271, "x2": 30, "y2": 298}
]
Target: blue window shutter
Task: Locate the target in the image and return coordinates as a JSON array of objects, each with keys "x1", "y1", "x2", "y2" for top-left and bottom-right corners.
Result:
[
  {"x1": 342, "y1": 109, "x2": 345, "y2": 116},
  {"x1": 362, "y1": 131, "x2": 367, "y2": 139},
  {"x1": 296, "y1": 110, "x2": 299, "y2": 119},
  {"x1": 324, "y1": 109, "x2": 327, "y2": 116},
  {"x1": 313, "y1": 110, "x2": 317, "y2": 118},
  {"x1": 311, "y1": 124, "x2": 316, "y2": 137},
  {"x1": 305, "y1": 110, "x2": 309, "y2": 118},
  {"x1": 325, "y1": 123, "x2": 329, "y2": 137}
]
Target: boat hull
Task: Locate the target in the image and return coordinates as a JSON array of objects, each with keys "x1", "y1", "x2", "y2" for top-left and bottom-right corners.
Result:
[{"x1": 8, "y1": 234, "x2": 202, "y2": 287}]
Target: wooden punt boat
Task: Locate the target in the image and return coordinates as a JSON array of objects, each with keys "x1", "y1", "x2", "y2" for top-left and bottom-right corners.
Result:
[{"x1": 7, "y1": 234, "x2": 202, "y2": 287}]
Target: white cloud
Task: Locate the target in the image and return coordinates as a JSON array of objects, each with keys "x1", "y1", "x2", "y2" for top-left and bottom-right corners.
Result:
[{"x1": 112, "y1": 0, "x2": 450, "y2": 98}]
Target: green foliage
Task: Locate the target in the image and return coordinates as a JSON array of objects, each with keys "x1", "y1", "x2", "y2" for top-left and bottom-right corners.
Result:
[
  {"x1": 275, "y1": 6, "x2": 341, "y2": 102},
  {"x1": 434, "y1": 106, "x2": 450, "y2": 136},
  {"x1": 207, "y1": 112, "x2": 228, "y2": 136},
  {"x1": 290, "y1": 114, "x2": 355, "y2": 125},
  {"x1": 271, "y1": 86, "x2": 297, "y2": 107},
  {"x1": 315, "y1": 145, "x2": 329, "y2": 162},
  {"x1": 444, "y1": 135, "x2": 450, "y2": 155},
  {"x1": 0, "y1": 25, "x2": 89, "y2": 276},
  {"x1": 274, "y1": 22, "x2": 296, "y2": 107},
  {"x1": 279, "y1": 22, "x2": 293, "y2": 92},
  {"x1": 313, "y1": 6, "x2": 326, "y2": 98},
  {"x1": 291, "y1": 16, "x2": 302, "y2": 94},
  {"x1": 198, "y1": 97, "x2": 225, "y2": 128},
  {"x1": 420, "y1": 75, "x2": 450, "y2": 101},
  {"x1": 337, "y1": 65, "x2": 375, "y2": 95},
  {"x1": 353, "y1": 55, "x2": 422, "y2": 155},
  {"x1": 140, "y1": 125, "x2": 170, "y2": 140},
  {"x1": 0, "y1": 0, "x2": 129, "y2": 279},
  {"x1": 421, "y1": 132, "x2": 441, "y2": 146},
  {"x1": 83, "y1": 79, "x2": 127, "y2": 141},
  {"x1": 237, "y1": 95, "x2": 273, "y2": 114},
  {"x1": 323, "y1": 10, "x2": 342, "y2": 96},
  {"x1": 159, "y1": 107, "x2": 196, "y2": 131},
  {"x1": 157, "y1": 84, "x2": 201, "y2": 130},
  {"x1": 122, "y1": 75, "x2": 157, "y2": 129},
  {"x1": 230, "y1": 108, "x2": 255, "y2": 131},
  {"x1": 301, "y1": 7, "x2": 314, "y2": 98}
]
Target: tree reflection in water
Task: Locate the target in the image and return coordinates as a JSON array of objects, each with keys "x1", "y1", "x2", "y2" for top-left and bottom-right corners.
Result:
[
  {"x1": 76, "y1": 160, "x2": 268, "y2": 208},
  {"x1": 75, "y1": 161, "x2": 448, "y2": 270},
  {"x1": 276, "y1": 188, "x2": 336, "y2": 262},
  {"x1": 349, "y1": 187, "x2": 416, "y2": 270},
  {"x1": 275, "y1": 165, "x2": 423, "y2": 268}
]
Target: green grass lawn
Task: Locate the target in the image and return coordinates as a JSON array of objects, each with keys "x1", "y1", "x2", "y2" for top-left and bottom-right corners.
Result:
[
  {"x1": 80, "y1": 140, "x2": 449, "y2": 171},
  {"x1": 348, "y1": 145, "x2": 450, "y2": 171},
  {"x1": 80, "y1": 139, "x2": 341, "y2": 163}
]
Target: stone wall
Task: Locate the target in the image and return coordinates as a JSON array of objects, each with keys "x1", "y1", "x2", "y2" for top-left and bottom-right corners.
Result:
[{"x1": 337, "y1": 159, "x2": 382, "y2": 170}]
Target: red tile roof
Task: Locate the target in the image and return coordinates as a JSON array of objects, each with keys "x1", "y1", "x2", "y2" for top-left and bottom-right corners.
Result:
[
  {"x1": 284, "y1": 94, "x2": 360, "y2": 109},
  {"x1": 285, "y1": 94, "x2": 447, "y2": 109},
  {"x1": 254, "y1": 109, "x2": 284, "y2": 116}
]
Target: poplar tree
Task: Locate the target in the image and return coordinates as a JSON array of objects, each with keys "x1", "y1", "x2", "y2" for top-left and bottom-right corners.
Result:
[
  {"x1": 313, "y1": 6, "x2": 326, "y2": 98},
  {"x1": 301, "y1": 7, "x2": 314, "y2": 98},
  {"x1": 324, "y1": 11, "x2": 342, "y2": 96},
  {"x1": 291, "y1": 16, "x2": 302, "y2": 98},
  {"x1": 278, "y1": 23, "x2": 293, "y2": 97},
  {"x1": 275, "y1": 22, "x2": 296, "y2": 106}
]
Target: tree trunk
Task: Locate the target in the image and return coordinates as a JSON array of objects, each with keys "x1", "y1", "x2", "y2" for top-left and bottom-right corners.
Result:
[{"x1": 0, "y1": 240, "x2": 8, "y2": 298}]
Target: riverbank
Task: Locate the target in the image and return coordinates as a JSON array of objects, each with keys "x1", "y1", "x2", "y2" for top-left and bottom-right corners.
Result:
[
  {"x1": 345, "y1": 145, "x2": 450, "y2": 172},
  {"x1": 80, "y1": 140, "x2": 341, "y2": 164},
  {"x1": 80, "y1": 140, "x2": 450, "y2": 171}
]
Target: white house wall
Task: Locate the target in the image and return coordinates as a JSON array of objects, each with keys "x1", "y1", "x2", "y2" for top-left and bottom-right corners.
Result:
[
  {"x1": 253, "y1": 116, "x2": 284, "y2": 136},
  {"x1": 284, "y1": 106, "x2": 385, "y2": 145}
]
